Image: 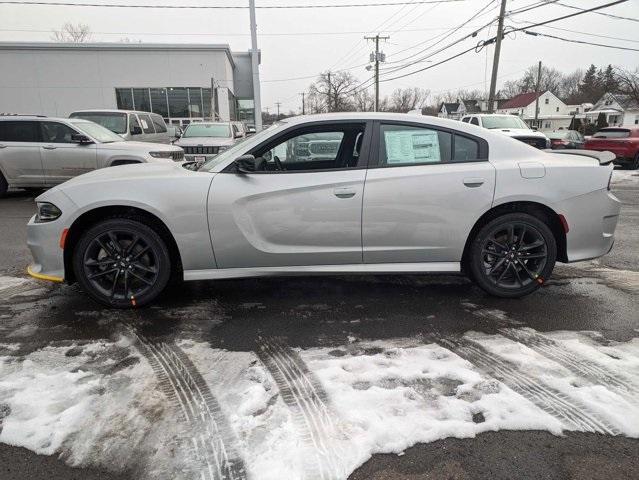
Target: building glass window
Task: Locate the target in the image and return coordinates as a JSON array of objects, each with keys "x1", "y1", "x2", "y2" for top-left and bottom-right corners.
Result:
[
  {"x1": 227, "y1": 90, "x2": 237, "y2": 121},
  {"x1": 150, "y1": 88, "x2": 169, "y2": 118},
  {"x1": 202, "y1": 88, "x2": 212, "y2": 118},
  {"x1": 237, "y1": 99, "x2": 254, "y2": 123},
  {"x1": 188, "y1": 87, "x2": 202, "y2": 117},
  {"x1": 115, "y1": 88, "x2": 134, "y2": 110},
  {"x1": 168, "y1": 88, "x2": 189, "y2": 118},
  {"x1": 132, "y1": 88, "x2": 151, "y2": 112}
]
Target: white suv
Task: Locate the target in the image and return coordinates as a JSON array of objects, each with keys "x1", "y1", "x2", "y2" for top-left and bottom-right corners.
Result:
[
  {"x1": 461, "y1": 114, "x2": 550, "y2": 149},
  {"x1": 0, "y1": 115, "x2": 184, "y2": 196}
]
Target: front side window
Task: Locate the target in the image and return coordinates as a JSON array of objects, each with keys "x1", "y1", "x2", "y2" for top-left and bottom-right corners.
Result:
[
  {"x1": 251, "y1": 124, "x2": 365, "y2": 172},
  {"x1": 379, "y1": 124, "x2": 451, "y2": 166},
  {"x1": 40, "y1": 122, "x2": 78, "y2": 143},
  {"x1": 139, "y1": 114, "x2": 155, "y2": 134},
  {"x1": 0, "y1": 121, "x2": 39, "y2": 142}
]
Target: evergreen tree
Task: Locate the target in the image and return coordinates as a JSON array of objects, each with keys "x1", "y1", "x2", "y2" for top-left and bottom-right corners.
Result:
[
  {"x1": 600, "y1": 65, "x2": 618, "y2": 94},
  {"x1": 580, "y1": 64, "x2": 600, "y2": 103},
  {"x1": 596, "y1": 112, "x2": 608, "y2": 130}
]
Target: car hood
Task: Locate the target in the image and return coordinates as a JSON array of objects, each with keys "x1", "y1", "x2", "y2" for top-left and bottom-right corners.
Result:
[
  {"x1": 175, "y1": 137, "x2": 235, "y2": 147},
  {"x1": 490, "y1": 128, "x2": 547, "y2": 138},
  {"x1": 97, "y1": 141, "x2": 182, "y2": 152}
]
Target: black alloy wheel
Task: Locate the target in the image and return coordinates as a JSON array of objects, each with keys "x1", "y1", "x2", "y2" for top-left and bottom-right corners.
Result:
[
  {"x1": 73, "y1": 218, "x2": 171, "y2": 308},
  {"x1": 469, "y1": 213, "x2": 557, "y2": 298}
]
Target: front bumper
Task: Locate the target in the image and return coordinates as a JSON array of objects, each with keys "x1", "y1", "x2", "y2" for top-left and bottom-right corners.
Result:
[
  {"x1": 557, "y1": 188, "x2": 621, "y2": 262},
  {"x1": 26, "y1": 190, "x2": 76, "y2": 282}
]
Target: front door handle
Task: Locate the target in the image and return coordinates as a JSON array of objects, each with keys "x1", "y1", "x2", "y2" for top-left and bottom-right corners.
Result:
[
  {"x1": 463, "y1": 177, "x2": 485, "y2": 188},
  {"x1": 0, "y1": 144, "x2": 6, "y2": 149},
  {"x1": 333, "y1": 187, "x2": 356, "y2": 199},
  {"x1": 43, "y1": 145, "x2": 57, "y2": 150}
]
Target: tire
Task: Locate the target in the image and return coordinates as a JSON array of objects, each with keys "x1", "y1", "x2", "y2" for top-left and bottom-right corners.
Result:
[
  {"x1": 630, "y1": 153, "x2": 639, "y2": 170},
  {"x1": 72, "y1": 218, "x2": 171, "y2": 308},
  {"x1": 0, "y1": 174, "x2": 7, "y2": 198},
  {"x1": 468, "y1": 213, "x2": 557, "y2": 298}
]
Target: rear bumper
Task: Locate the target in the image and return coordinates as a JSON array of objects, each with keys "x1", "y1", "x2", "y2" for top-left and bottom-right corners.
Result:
[{"x1": 556, "y1": 188, "x2": 621, "y2": 262}]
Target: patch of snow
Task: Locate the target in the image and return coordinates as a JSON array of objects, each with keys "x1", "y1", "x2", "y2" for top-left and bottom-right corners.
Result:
[
  {"x1": 611, "y1": 169, "x2": 639, "y2": 185},
  {"x1": 0, "y1": 276, "x2": 29, "y2": 292}
]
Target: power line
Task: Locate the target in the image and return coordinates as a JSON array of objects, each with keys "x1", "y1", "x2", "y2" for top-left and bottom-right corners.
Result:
[
  {"x1": 556, "y1": 1, "x2": 638, "y2": 23},
  {"x1": 523, "y1": 30, "x2": 639, "y2": 52},
  {"x1": 0, "y1": 0, "x2": 466, "y2": 9},
  {"x1": 507, "y1": 20, "x2": 639, "y2": 44}
]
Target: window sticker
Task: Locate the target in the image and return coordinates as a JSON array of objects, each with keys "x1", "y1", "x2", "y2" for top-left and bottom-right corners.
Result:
[
  {"x1": 140, "y1": 119, "x2": 149, "y2": 129},
  {"x1": 384, "y1": 129, "x2": 440, "y2": 164}
]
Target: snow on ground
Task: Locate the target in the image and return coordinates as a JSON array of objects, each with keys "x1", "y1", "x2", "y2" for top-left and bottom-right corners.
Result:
[
  {"x1": 611, "y1": 168, "x2": 639, "y2": 185},
  {"x1": 1, "y1": 329, "x2": 639, "y2": 480}
]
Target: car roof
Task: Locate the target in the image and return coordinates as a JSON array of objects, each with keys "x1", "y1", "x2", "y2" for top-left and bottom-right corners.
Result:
[
  {"x1": 71, "y1": 109, "x2": 159, "y2": 115},
  {"x1": 0, "y1": 115, "x2": 70, "y2": 122}
]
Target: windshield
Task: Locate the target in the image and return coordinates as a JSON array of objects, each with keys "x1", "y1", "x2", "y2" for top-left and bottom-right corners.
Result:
[
  {"x1": 183, "y1": 123, "x2": 231, "y2": 138},
  {"x1": 199, "y1": 123, "x2": 283, "y2": 171},
  {"x1": 593, "y1": 129, "x2": 630, "y2": 138},
  {"x1": 71, "y1": 120, "x2": 124, "y2": 143},
  {"x1": 70, "y1": 112, "x2": 127, "y2": 134},
  {"x1": 481, "y1": 116, "x2": 529, "y2": 130}
]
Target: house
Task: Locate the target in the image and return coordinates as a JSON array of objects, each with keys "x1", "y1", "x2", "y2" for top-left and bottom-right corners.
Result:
[
  {"x1": 437, "y1": 98, "x2": 501, "y2": 120},
  {"x1": 496, "y1": 91, "x2": 574, "y2": 130},
  {"x1": 578, "y1": 93, "x2": 639, "y2": 127}
]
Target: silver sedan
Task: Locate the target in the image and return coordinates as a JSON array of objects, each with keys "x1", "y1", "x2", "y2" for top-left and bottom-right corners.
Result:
[{"x1": 26, "y1": 113, "x2": 621, "y2": 308}]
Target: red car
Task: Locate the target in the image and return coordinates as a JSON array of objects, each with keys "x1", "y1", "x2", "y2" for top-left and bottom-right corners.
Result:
[{"x1": 584, "y1": 127, "x2": 639, "y2": 170}]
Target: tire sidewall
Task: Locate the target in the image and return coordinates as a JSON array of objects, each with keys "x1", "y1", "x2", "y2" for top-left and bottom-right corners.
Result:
[
  {"x1": 0, "y1": 173, "x2": 7, "y2": 197},
  {"x1": 73, "y1": 218, "x2": 171, "y2": 308},
  {"x1": 469, "y1": 213, "x2": 557, "y2": 298}
]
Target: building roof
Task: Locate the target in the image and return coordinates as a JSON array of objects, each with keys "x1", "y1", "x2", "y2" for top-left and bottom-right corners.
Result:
[
  {"x1": 441, "y1": 102, "x2": 460, "y2": 113},
  {"x1": 500, "y1": 92, "x2": 542, "y2": 109},
  {"x1": 461, "y1": 99, "x2": 482, "y2": 113},
  {"x1": 0, "y1": 41, "x2": 243, "y2": 68}
]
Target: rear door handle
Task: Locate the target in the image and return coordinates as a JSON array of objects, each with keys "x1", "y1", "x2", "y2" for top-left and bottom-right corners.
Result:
[
  {"x1": 43, "y1": 145, "x2": 57, "y2": 150},
  {"x1": 463, "y1": 177, "x2": 485, "y2": 188},
  {"x1": 333, "y1": 187, "x2": 356, "y2": 198}
]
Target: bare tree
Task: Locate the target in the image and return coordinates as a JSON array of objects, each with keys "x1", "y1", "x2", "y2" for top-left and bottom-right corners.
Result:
[
  {"x1": 559, "y1": 69, "x2": 584, "y2": 104},
  {"x1": 614, "y1": 67, "x2": 639, "y2": 105},
  {"x1": 52, "y1": 23, "x2": 92, "y2": 43},
  {"x1": 388, "y1": 87, "x2": 430, "y2": 113},
  {"x1": 307, "y1": 71, "x2": 360, "y2": 112},
  {"x1": 353, "y1": 88, "x2": 375, "y2": 112}
]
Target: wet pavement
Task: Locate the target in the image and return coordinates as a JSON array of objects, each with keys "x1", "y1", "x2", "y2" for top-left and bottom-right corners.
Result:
[{"x1": 0, "y1": 172, "x2": 638, "y2": 480}]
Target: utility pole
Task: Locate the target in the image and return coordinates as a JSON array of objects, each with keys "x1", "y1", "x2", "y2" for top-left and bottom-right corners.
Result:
[
  {"x1": 365, "y1": 34, "x2": 389, "y2": 112},
  {"x1": 300, "y1": 92, "x2": 305, "y2": 115},
  {"x1": 275, "y1": 102, "x2": 281, "y2": 120},
  {"x1": 487, "y1": 0, "x2": 507, "y2": 113},
  {"x1": 249, "y1": 0, "x2": 263, "y2": 132},
  {"x1": 534, "y1": 60, "x2": 542, "y2": 128}
]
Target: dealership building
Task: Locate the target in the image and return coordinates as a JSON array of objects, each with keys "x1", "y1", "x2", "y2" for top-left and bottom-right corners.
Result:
[{"x1": 0, "y1": 42, "x2": 257, "y2": 126}]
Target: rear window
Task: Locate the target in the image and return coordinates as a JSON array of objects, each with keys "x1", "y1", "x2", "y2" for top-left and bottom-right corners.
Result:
[
  {"x1": 593, "y1": 129, "x2": 630, "y2": 138},
  {"x1": 0, "y1": 121, "x2": 39, "y2": 142},
  {"x1": 70, "y1": 112, "x2": 127, "y2": 134},
  {"x1": 547, "y1": 131, "x2": 570, "y2": 139}
]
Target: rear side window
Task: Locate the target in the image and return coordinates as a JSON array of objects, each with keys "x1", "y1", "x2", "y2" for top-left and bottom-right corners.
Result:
[
  {"x1": 379, "y1": 124, "x2": 451, "y2": 166},
  {"x1": 151, "y1": 114, "x2": 167, "y2": 133},
  {"x1": 139, "y1": 114, "x2": 155, "y2": 134},
  {"x1": 0, "y1": 121, "x2": 39, "y2": 142},
  {"x1": 129, "y1": 115, "x2": 141, "y2": 135},
  {"x1": 461, "y1": 117, "x2": 470, "y2": 123},
  {"x1": 470, "y1": 117, "x2": 480, "y2": 126},
  {"x1": 593, "y1": 129, "x2": 630, "y2": 138},
  {"x1": 453, "y1": 135, "x2": 479, "y2": 162}
]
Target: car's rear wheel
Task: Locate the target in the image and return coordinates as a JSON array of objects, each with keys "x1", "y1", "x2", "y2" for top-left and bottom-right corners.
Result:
[
  {"x1": 73, "y1": 218, "x2": 171, "y2": 308},
  {"x1": 0, "y1": 174, "x2": 8, "y2": 198},
  {"x1": 630, "y1": 153, "x2": 639, "y2": 170},
  {"x1": 468, "y1": 213, "x2": 557, "y2": 298}
]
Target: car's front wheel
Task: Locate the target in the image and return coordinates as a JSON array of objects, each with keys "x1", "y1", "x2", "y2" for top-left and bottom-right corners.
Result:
[
  {"x1": 468, "y1": 213, "x2": 557, "y2": 298},
  {"x1": 73, "y1": 218, "x2": 171, "y2": 308}
]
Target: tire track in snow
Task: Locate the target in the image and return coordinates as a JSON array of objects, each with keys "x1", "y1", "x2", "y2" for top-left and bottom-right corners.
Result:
[
  {"x1": 438, "y1": 337, "x2": 621, "y2": 435},
  {"x1": 127, "y1": 327, "x2": 247, "y2": 480},
  {"x1": 256, "y1": 336, "x2": 344, "y2": 480},
  {"x1": 499, "y1": 328, "x2": 639, "y2": 401},
  {"x1": 0, "y1": 278, "x2": 44, "y2": 303}
]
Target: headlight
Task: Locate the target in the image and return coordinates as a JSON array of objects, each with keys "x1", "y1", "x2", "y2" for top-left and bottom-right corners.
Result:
[
  {"x1": 35, "y1": 202, "x2": 62, "y2": 223},
  {"x1": 149, "y1": 151, "x2": 174, "y2": 159}
]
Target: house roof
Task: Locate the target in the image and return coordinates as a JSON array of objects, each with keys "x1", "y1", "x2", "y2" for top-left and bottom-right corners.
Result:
[
  {"x1": 500, "y1": 92, "x2": 542, "y2": 109},
  {"x1": 461, "y1": 99, "x2": 481, "y2": 113},
  {"x1": 442, "y1": 102, "x2": 460, "y2": 113}
]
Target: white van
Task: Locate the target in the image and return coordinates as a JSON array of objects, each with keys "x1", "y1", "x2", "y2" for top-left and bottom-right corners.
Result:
[{"x1": 69, "y1": 110, "x2": 173, "y2": 144}]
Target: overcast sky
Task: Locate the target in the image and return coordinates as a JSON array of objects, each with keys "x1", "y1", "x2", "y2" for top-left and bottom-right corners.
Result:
[{"x1": 1, "y1": 0, "x2": 638, "y2": 113}]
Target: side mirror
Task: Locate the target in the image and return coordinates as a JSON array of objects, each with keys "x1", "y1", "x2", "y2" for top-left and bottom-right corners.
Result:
[
  {"x1": 71, "y1": 133, "x2": 92, "y2": 144},
  {"x1": 131, "y1": 125, "x2": 143, "y2": 135},
  {"x1": 235, "y1": 154, "x2": 256, "y2": 173}
]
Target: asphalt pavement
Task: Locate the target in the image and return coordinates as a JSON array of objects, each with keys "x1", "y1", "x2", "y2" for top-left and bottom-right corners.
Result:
[{"x1": 0, "y1": 174, "x2": 637, "y2": 480}]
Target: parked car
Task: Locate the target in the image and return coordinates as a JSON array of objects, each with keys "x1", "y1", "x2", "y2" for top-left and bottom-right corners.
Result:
[
  {"x1": 173, "y1": 122, "x2": 244, "y2": 164},
  {"x1": 0, "y1": 115, "x2": 184, "y2": 197},
  {"x1": 26, "y1": 113, "x2": 620, "y2": 307},
  {"x1": 245, "y1": 124, "x2": 257, "y2": 135},
  {"x1": 69, "y1": 110, "x2": 173, "y2": 144},
  {"x1": 584, "y1": 127, "x2": 639, "y2": 169},
  {"x1": 546, "y1": 130, "x2": 585, "y2": 149},
  {"x1": 461, "y1": 114, "x2": 550, "y2": 149}
]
